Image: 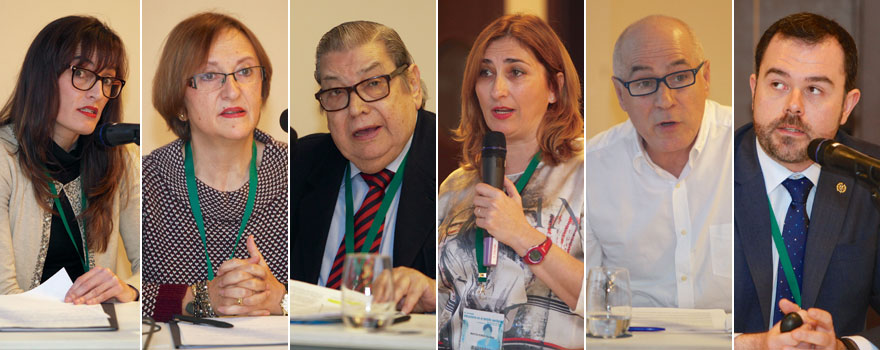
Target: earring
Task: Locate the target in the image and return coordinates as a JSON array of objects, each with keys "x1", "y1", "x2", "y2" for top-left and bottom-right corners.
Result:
[{"x1": 177, "y1": 113, "x2": 187, "y2": 121}]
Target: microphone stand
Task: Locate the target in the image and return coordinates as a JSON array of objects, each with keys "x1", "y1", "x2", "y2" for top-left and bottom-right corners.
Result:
[{"x1": 849, "y1": 162, "x2": 880, "y2": 209}]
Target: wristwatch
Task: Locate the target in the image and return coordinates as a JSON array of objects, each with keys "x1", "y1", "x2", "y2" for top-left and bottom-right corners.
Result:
[
  {"x1": 522, "y1": 237, "x2": 552, "y2": 265},
  {"x1": 281, "y1": 293, "x2": 289, "y2": 316}
]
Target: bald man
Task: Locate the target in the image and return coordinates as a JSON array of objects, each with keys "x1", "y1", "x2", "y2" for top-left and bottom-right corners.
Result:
[{"x1": 584, "y1": 15, "x2": 732, "y2": 311}]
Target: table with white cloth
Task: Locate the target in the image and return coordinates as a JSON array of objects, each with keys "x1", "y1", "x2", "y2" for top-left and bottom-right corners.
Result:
[
  {"x1": 290, "y1": 313, "x2": 435, "y2": 350},
  {"x1": 0, "y1": 301, "x2": 139, "y2": 350},
  {"x1": 586, "y1": 331, "x2": 731, "y2": 349}
]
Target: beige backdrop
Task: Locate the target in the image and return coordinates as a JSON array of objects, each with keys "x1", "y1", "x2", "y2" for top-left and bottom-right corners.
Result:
[
  {"x1": 142, "y1": 0, "x2": 289, "y2": 153},
  {"x1": 585, "y1": 0, "x2": 732, "y2": 139},
  {"x1": 0, "y1": 0, "x2": 140, "y2": 126},
  {"x1": 291, "y1": 0, "x2": 437, "y2": 137}
]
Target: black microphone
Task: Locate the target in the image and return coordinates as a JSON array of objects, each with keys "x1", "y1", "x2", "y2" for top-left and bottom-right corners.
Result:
[
  {"x1": 808, "y1": 138, "x2": 880, "y2": 185},
  {"x1": 481, "y1": 131, "x2": 506, "y2": 267},
  {"x1": 97, "y1": 123, "x2": 139, "y2": 147},
  {"x1": 280, "y1": 109, "x2": 288, "y2": 133}
]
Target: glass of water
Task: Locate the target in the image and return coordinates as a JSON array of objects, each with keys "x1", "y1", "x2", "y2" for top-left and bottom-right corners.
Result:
[
  {"x1": 586, "y1": 266, "x2": 632, "y2": 338},
  {"x1": 341, "y1": 253, "x2": 395, "y2": 331}
]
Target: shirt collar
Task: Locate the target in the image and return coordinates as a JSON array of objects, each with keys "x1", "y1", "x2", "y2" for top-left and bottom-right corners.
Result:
[
  {"x1": 630, "y1": 100, "x2": 713, "y2": 178},
  {"x1": 349, "y1": 132, "x2": 414, "y2": 178},
  {"x1": 755, "y1": 138, "x2": 821, "y2": 195}
]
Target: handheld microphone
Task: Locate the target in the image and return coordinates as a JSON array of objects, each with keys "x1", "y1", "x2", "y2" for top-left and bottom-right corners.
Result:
[
  {"x1": 481, "y1": 131, "x2": 506, "y2": 267},
  {"x1": 280, "y1": 109, "x2": 288, "y2": 133},
  {"x1": 807, "y1": 138, "x2": 880, "y2": 185},
  {"x1": 97, "y1": 123, "x2": 139, "y2": 147}
]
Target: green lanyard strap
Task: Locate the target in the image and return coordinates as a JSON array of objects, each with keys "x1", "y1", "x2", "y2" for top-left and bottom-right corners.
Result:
[
  {"x1": 48, "y1": 178, "x2": 89, "y2": 273},
  {"x1": 476, "y1": 152, "x2": 542, "y2": 283},
  {"x1": 343, "y1": 150, "x2": 409, "y2": 254},
  {"x1": 767, "y1": 196, "x2": 802, "y2": 307},
  {"x1": 185, "y1": 140, "x2": 258, "y2": 281}
]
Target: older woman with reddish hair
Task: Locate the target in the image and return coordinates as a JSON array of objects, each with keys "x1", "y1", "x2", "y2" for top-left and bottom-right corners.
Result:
[
  {"x1": 141, "y1": 12, "x2": 288, "y2": 322},
  {"x1": 437, "y1": 14, "x2": 584, "y2": 349}
]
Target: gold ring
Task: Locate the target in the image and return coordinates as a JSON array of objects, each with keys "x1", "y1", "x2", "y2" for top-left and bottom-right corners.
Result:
[{"x1": 236, "y1": 297, "x2": 243, "y2": 305}]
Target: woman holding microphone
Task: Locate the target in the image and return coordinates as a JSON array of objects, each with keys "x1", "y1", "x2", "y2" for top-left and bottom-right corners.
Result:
[{"x1": 437, "y1": 14, "x2": 585, "y2": 349}]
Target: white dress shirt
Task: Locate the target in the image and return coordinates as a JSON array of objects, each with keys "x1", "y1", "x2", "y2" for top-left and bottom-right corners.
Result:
[
  {"x1": 756, "y1": 140, "x2": 876, "y2": 350},
  {"x1": 584, "y1": 99, "x2": 732, "y2": 312},
  {"x1": 317, "y1": 135, "x2": 413, "y2": 286}
]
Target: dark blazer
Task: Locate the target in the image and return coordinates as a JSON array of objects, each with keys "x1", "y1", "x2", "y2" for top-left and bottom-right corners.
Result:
[
  {"x1": 291, "y1": 109, "x2": 436, "y2": 283},
  {"x1": 734, "y1": 123, "x2": 880, "y2": 344}
]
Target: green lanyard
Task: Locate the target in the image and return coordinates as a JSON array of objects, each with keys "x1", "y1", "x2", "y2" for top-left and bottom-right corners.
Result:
[
  {"x1": 48, "y1": 178, "x2": 90, "y2": 273},
  {"x1": 184, "y1": 140, "x2": 258, "y2": 281},
  {"x1": 476, "y1": 152, "x2": 541, "y2": 283},
  {"x1": 767, "y1": 196, "x2": 802, "y2": 307},
  {"x1": 343, "y1": 150, "x2": 409, "y2": 254}
]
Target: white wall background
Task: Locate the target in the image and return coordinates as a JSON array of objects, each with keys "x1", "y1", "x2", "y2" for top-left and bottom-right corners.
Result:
[
  {"x1": 142, "y1": 0, "x2": 289, "y2": 153},
  {"x1": 291, "y1": 0, "x2": 436, "y2": 137}
]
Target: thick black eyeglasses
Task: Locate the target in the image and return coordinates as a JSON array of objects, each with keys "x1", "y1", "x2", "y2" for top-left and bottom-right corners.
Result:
[
  {"x1": 314, "y1": 64, "x2": 409, "y2": 112},
  {"x1": 69, "y1": 66, "x2": 126, "y2": 99},
  {"x1": 614, "y1": 61, "x2": 706, "y2": 97},
  {"x1": 188, "y1": 66, "x2": 266, "y2": 92}
]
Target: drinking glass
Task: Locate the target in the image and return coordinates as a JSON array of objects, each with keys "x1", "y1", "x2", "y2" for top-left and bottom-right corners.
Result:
[
  {"x1": 341, "y1": 253, "x2": 395, "y2": 331},
  {"x1": 586, "y1": 266, "x2": 632, "y2": 338}
]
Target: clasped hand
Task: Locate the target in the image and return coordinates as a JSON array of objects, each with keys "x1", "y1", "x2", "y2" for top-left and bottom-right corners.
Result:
[
  {"x1": 207, "y1": 235, "x2": 285, "y2": 316},
  {"x1": 761, "y1": 299, "x2": 842, "y2": 350}
]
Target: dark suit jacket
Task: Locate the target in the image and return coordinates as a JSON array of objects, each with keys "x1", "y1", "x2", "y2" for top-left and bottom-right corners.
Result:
[
  {"x1": 734, "y1": 123, "x2": 880, "y2": 344},
  {"x1": 291, "y1": 109, "x2": 436, "y2": 283}
]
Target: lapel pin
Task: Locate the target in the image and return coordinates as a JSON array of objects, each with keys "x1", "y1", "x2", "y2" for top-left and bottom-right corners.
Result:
[{"x1": 836, "y1": 182, "x2": 846, "y2": 194}]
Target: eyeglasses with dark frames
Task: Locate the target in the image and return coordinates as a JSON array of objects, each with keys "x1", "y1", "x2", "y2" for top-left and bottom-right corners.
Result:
[
  {"x1": 188, "y1": 66, "x2": 266, "y2": 92},
  {"x1": 69, "y1": 65, "x2": 126, "y2": 99},
  {"x1": 314, "y1": 64, "x2": 410, "y2": 112},
  {"x1": 613, "y1": 61, "x2": 706, "y2": 97}
]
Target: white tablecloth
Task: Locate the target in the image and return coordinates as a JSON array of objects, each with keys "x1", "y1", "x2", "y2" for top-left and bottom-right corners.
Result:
[{"x1": 290, "y1": 313, "x2": 436, "y2": 350}]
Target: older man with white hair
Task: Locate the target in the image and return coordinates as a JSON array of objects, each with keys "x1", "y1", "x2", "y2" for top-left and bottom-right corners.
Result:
[{"x1": 584, "y1": 15, "x2": 732, "y2": 312}]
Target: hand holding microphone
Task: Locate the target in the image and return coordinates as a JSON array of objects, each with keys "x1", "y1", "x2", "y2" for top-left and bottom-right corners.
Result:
[{"x1": 473, "y1": 132, "x2": 546, "y2": 259}]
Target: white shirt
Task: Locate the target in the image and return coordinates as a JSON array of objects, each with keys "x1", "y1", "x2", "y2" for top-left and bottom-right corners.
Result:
[
  {"x1": 756, "y1": 140, "x2": 876, "y2": 350},
  {"x1": 317, "y1": 135, "x2": 413, "y2": 286},
  {"x1": 584, "y1": 99, "x2": 732, "y2": 312}
]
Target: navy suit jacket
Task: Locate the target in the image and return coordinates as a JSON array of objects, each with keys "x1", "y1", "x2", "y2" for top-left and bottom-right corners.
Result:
[
  {"x1": 734, "y1": 123, "x2": 880, "y2": 344},
  {"x1": 290, "y1": 109, "x2": 436, "y2": 283}
]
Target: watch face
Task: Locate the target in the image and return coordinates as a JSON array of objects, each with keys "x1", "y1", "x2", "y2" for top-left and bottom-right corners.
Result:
[{"x1": 528, "y1": 250, "x2": 542, "y2": 263}]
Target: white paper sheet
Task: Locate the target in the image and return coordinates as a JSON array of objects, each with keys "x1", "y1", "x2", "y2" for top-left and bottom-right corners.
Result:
[
  {"x1": 0, "y1": 269, "x2": 109, "y2": 329},
  {"x1": 630, "y1": 307, "x2": 729, "y2": 333},
  {"x1": 289, "y1": 279, "x2": 342, "y2": 321},
  {"x1": 177, "y1": 316, "x2": 288, "y2": 346}
]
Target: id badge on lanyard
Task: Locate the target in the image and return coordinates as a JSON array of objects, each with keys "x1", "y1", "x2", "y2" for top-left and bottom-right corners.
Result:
[{"x1": 461, "y1": 308, "x2": 504, "y2": 350}]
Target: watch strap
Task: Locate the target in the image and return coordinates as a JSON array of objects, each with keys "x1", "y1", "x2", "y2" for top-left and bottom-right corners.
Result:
[{"x1": 840, "y1": 337, "x2": 859, "y2": 350}]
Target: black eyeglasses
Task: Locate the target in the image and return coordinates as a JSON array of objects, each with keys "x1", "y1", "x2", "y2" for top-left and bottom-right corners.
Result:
[
  {"x1": 614, "y1": 61, "x2": 706, "y2": 97},
  {"x1": 69, "y1": 65, "x2": 126, "y2": 99},
  {"x1": 314, "y1": 64, "x2": 409, "y2": 112},
  {"x1": 188, "y1": 66, "x2": 266, "y2": 92}
]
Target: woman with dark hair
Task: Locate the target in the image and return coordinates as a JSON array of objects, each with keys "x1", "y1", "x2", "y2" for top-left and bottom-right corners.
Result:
[
  {"x1": 0, "y1": 16, "x2": 140, "y2": 304},
  {"x1": 437, "y1": 14, "x2": 584, "y2": 349},
  {"x1": 141, "y1": 12, "x2": 288, "y2": 322}
]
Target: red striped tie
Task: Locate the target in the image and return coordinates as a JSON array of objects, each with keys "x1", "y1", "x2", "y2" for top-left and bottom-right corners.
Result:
[{"x1": 326, "y1": 169, "x2": 395, "y2": 289}]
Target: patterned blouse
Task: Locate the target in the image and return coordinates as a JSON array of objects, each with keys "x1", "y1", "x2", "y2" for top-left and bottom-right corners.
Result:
[{"x1": 141, "y1": 130, "x2": 288, "y2": 321}]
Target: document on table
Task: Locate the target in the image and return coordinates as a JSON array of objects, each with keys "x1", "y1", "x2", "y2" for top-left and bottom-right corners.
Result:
[
  {"x1": 630, "y1": 307, "x2": 730, "y2": 333},
  {"x1": 289, "y1": 279, "x2": 342, "y2": 321},
  {"x1": 170, "y1": 316, "x2": 288, "y2": 348},
  {"x1": 0, "y1": 268, "x2": 113, "y2": 331}
]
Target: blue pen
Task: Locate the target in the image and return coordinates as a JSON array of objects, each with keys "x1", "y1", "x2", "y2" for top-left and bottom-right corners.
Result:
[{"x1": 628, "y1": 327, "x2": 665, "y2": 332}]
